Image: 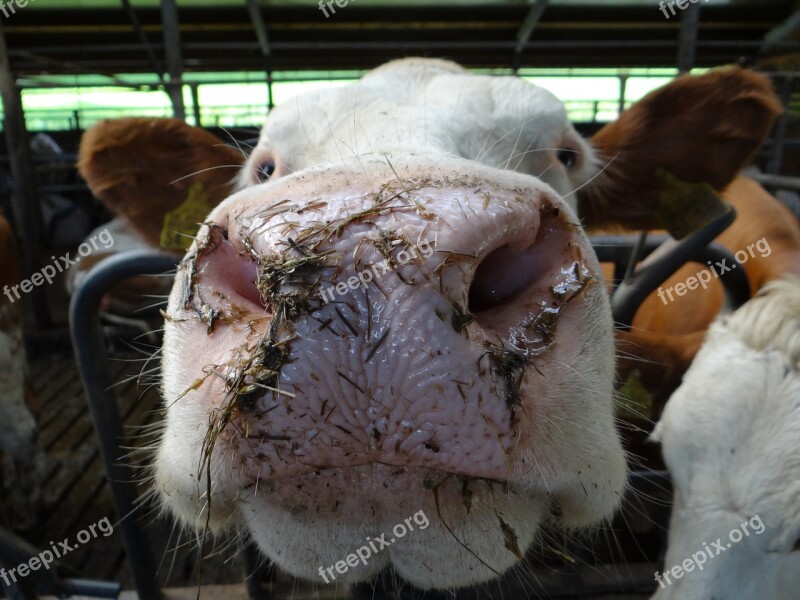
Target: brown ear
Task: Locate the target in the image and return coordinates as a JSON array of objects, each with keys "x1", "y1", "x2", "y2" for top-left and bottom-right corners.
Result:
[
  {"x1": 579, "y1": 66, "x2": 782, "y2": 230},
  {"x1": 78, "y1": 118, "x2": 247, "y2": 249}
]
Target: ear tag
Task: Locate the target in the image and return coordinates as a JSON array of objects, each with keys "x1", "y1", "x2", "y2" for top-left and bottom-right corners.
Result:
[
  {"x1": 160, "y1": 181, "x2": 210, "y2": 251},
  {"x1": 654, "y1": 168, "x2": 729, "y2": 239}
]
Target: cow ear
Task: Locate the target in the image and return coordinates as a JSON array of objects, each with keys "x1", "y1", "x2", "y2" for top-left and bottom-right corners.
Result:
[
  {"x1": 578, "y1": 66, "x2": 782, "y2": 231},
  {"x1": 78, "y1": 118, "x2": 247, "y2": 250}
]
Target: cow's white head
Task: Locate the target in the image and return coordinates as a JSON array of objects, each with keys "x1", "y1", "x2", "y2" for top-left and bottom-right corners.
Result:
[{"x1": 154, "y1": 58, "x2": 625, "y2": 590}]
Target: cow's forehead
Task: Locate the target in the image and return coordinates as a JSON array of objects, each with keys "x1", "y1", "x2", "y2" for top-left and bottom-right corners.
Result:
[{"x1": 261, "y1": 58, "x2": 572, "y2": 153}]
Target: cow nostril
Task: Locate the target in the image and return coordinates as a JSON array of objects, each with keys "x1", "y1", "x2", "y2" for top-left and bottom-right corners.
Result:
[
  {"x1": 230, "y1": 260, "x2": 264, "y2": 308},
  {"x1": 468, "y1": 207, "x2": 569, "y2": 316},
  {"x1": 468, "y1": 238, "x2": 544, "y2": 313},
  {"x1": 195, "y1": 228, "x2": 267, "y2": 312}
]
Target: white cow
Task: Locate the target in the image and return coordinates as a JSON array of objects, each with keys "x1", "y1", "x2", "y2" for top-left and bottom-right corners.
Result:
[
  {"x1": 72, "y1": 57, "x2": 780, "y2": 593},
  {"x1": 155, "y1": 58, "x2": 626, "y2": 590},
  {"x1": 652, "y1": 276, "x2": 800, "y2": 599}
]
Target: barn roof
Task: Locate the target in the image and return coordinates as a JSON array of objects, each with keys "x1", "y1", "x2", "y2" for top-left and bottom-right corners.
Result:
[{"x1": 2, "y1": 0, "x2": 798, "y2": 78}]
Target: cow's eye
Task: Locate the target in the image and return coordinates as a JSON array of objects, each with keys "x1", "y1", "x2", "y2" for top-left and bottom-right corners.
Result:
[
  {"x1": 557, "y1": 148, "x2": 577, "y2": 170},
  {"x1": 257, "y1": 160, "x2": 276, "y2": 183}
]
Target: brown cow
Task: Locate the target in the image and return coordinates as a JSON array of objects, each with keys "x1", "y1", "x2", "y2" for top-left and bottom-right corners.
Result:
[{"x1": 579, "y1": 69, "x2": 799, "y2": 412}]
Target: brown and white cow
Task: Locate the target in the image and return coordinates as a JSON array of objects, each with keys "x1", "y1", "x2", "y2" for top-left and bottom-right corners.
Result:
[{"x1": 76, "y1": 59, "x2": 785, "y2": 590}]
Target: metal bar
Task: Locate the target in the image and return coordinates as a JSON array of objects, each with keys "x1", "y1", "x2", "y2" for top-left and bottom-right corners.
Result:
[
  {"x1": 9, "y1": 38, "x2": 796, "y2": 58},
  {"x1": 61, "y1": 579, "x2": 122, "y2": 597},
  {"x1": 190, "y1": 82, "x2": 202, "y2": 126},
  {"x1": 267, "y1": 70, "x2": 274, "y2": 109},
  {"x1": 750, "y1": 172, "x2": 800, "y2": 192},
  {"x1": 246, "y1": 0, "x2": 271, "y2": 58},
  {"x1": 14, "y1": 50, "x2": 141, "y2": 89},
  {"x1": 762, "y1": 9, "x2": 800, "y2": 54},
  {"x1": 591, "y1": 207, "x2": 750, "y2": 329},
  {"x1": 69, "y1": 251, "x2": 176, "y2": 600},
  {"x1": 766, "y1": 75, "x2": 794, "y2": 175},
  {"x1": 120, "y1": 0, "x2": 167, "y2": 87},
  {"x1": 512, "y1": 0, "x2": 549, "y2": 70},
  {"x1": 0, "y1": 24, "x2": 51, "y2": 328},
  {"x1": 676, "y1": 1, "x2": 701, "y2": 73},
  {"x1": 160, "y1": 0, "x2": 185, "y2": 120}
]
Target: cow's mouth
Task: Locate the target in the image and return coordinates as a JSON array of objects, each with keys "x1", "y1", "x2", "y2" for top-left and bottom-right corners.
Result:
[{"x1": 237, "y1": 461, "x2": 547, "y2": 589}]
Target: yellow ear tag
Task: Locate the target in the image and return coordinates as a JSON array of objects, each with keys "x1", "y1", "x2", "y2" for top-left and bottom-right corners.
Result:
[
  {"x1": 654, "y1": 169, "x2": 729, "y2": 240},
  {"x1": 160, "y1": 181, "x2": 210, "y2": 251}
]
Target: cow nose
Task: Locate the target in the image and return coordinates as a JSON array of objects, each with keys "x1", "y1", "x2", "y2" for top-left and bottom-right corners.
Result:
[{"x1": 185, "y1": 161, "x2": 590, "y2": 348}]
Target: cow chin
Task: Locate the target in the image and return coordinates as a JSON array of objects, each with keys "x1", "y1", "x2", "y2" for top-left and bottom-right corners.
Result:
[
  {"x1": 155, "y1": 156, "x2": 626, "y2": 590},
  {"x1": 239, "y1": 468, "x2": 549, "y2": 589}
]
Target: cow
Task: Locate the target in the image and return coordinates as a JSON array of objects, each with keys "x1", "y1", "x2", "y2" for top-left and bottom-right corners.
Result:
[
  {"x1": 650, "y1": 276, "x2": 800, "y2": 599},
  {"x1": 75, "y1": 59, "x2": 782, "y2": 590},
  {"x1": 609, "y1": 174, "x2": 800, "y2": 412},
  {"x1": 152, "y1": 58, "x2": 627, "y2": 590},
  {"x1": 579, "y1": 70, "x2": 799, "y2": 410},
  {"x1": 0, "y1": 212, "x2": 44, "y2": 529}
]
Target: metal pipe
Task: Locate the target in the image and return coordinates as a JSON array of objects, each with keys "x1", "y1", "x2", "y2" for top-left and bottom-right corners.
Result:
[
  {"x1": 70, "y1": 251, "x2": 175, "y2": 600},
  {"x1": 0, "y1": 24, "x2": 51, "y2": 328},
  {"x1": 676, "y1": 1, "x2": 701, "y2": 73},
  {"x1": 766, "y1": 75, "x2": 794, "y2": 175},
  {"x1": 750, "y1": 172, "x2": 800, "y2": 192},
  {"x1": 160, "y1": 0, "x2": 185, "y2": 120}
]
